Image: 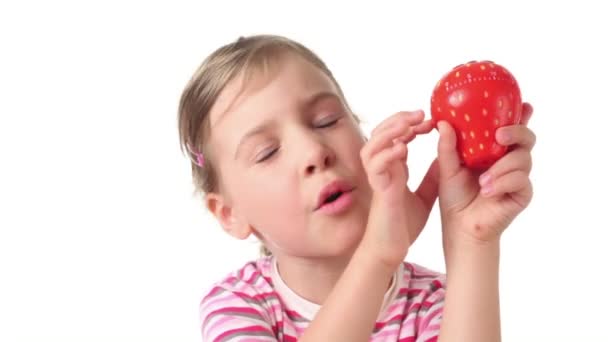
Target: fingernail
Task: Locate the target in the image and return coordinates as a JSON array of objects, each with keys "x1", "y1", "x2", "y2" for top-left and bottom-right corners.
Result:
[
  {"x1": 479, "y1": 173, "x2": 491, "y2": 186},
  {"x1": 498, "y1": 130, "x2": 512, "y2": 144},
  {"x1": 408, "y1": 110, "x2": 423, "y2": 117},
  {"x1": 481, "y1": 184, "x2": 493, "y2": 196}
]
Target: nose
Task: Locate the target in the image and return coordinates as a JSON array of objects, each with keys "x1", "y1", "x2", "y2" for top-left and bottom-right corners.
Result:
[{"x1": 301, "y1": 137, "x2": 336, "y2": 176}]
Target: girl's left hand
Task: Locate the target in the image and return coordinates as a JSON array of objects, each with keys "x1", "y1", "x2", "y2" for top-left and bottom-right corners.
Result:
[{"x1": 436, "y1": 103, "x2": 536, "y2": 247}]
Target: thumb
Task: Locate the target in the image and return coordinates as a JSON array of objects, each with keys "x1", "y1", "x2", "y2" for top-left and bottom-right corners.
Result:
[{"x1": 437, "y1": 121, "x2": 461, "y2": 180}]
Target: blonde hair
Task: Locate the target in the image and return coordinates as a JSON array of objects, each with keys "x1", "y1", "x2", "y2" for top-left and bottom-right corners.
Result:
[{"x1": 177, "y1": 34, "x2": 359, "y2": 256}]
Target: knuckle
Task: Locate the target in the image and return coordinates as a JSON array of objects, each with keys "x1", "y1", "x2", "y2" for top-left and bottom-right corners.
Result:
[{"x1": 529, "y1": 131, "x2": 537, "y2": 147}]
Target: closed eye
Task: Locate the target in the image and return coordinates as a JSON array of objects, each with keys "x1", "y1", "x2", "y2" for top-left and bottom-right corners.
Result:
[
  {"x1": 254, "y1": 116, "x2": 340, "y2": 163},
  {"x1": 255, "y1": 147, "x2": 278, "y2": 163},
  {"x1": 315, "y1": 117, "x2": 340, "y2": 129}
]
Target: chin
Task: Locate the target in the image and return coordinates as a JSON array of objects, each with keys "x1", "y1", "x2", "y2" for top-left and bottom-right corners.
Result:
[{"x1": 322, "y1": 220, "x2": 365, "y2": 256}]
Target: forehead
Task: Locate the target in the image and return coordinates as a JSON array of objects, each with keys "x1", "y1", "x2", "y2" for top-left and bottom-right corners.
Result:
[
  {"x1": 209, "y1": 54, "x2": 338, "y2": 131},
  {"x1": 208, "y1": 53, "x2": 340, "y2": 148}
]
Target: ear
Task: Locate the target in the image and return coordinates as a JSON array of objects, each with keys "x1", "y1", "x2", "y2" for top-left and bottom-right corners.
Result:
[{"x1": 205, "y1": 193, "x2": 252, "y2": 240}]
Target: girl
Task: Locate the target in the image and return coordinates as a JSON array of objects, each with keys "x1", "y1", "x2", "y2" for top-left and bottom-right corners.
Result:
[{"x1": 178, "y1": 35, "x2": 535, "y2": 341}]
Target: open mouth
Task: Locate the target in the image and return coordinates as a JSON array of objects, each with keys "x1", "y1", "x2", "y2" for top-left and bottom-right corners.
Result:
[
  {"x1": 315, "y1": 188, "x2": 355, "y2": 214},
  {"x1": 323, "y1": 191, "x2": 344, "y2": 205},
  {"x1": 315, "y1": 180, "x2": 355, "y2": 211}
]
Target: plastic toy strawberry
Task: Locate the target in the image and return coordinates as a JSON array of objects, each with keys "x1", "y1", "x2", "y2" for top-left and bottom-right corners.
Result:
[{"x1": 431, "y1": 60, "x2": 522, "y2": 170}]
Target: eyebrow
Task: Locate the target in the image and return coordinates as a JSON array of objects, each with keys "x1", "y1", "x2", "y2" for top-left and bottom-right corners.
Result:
[{"x1": 233, "y1": 91, "x2": 342, "y2": 160}]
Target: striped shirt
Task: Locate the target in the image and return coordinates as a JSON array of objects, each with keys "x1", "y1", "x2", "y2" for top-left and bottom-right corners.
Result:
[{"x1": 200, "y1": 256, "x2": 445, "y2": 341}]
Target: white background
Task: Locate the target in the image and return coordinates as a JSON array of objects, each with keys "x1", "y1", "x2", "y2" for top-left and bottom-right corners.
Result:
[{"x1": 1, "y1": 0, "x2": 606, "y2": 341}]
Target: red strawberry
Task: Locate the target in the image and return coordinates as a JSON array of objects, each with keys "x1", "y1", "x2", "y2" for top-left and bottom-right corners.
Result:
[{"x1": 430, "y1": 60, "x2": 522, "y2": 170}]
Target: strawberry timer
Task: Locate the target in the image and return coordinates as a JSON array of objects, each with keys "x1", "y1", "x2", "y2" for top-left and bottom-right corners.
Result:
[{"x1": 430, "y1": 60, "x2": 523, "y2": 170}]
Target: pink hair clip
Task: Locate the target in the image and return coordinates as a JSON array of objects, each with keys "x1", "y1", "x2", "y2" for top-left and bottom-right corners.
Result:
[{"x1": 186, "y1": 143, "x2": 205, "y2": 168}]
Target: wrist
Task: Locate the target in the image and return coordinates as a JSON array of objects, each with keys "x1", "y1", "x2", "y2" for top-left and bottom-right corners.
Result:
[
  {"x1": 443, "y1": 236, "x2": 500, "y2": 271},
  {"x1": 355, "y1": 237, "x2": 405, "y2": 275},
  {"x1": 438, "y1": 237, "x2": 502, "y2": 342}
]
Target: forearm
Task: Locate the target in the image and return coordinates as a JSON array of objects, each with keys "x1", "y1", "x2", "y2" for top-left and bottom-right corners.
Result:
[
  {"x1": 299, "y1": 245, "x2": 397, "y2": 342},
  {"x1": 438, "y1": 240, "x2": 501, "y2": 342}
]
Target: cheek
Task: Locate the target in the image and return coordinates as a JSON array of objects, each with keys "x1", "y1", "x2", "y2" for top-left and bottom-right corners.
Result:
[
  {"x1": 342, "y1": 132, "x2": 365, "y2": 166},
  {"x1": 344, "y1": 122, "x2": 366, "y2": 148},
  {"x1": 264, "y1": 178, "x2": 302, "y2": 210},
  {"x1": 236, "y1": 174, "x2": 303, "y2": 219}
]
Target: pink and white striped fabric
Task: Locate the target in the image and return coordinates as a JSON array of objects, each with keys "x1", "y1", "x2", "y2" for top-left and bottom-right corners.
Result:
[{"x1": 200, "y1": 256, "x2": 445, "y2": 341}]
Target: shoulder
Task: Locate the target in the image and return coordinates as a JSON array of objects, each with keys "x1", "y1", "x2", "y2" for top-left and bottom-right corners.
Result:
[
  {"x1": 200, "y1": 256, "x2": 277, "y2": 313},
  {"x1": 205, "y1": 257, "x2": 274, "y2": 292},
  {"x1": 199, "y1": 257, "x2": 280, "y2": 340}
]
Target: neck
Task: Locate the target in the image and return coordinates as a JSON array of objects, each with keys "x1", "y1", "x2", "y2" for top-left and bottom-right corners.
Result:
[
  {"x1": 273, "y1": 249, "x2": 398, "y2": 305},
  {"x1": 274, "y1": 253, "x2": 352, "y2": 305}
]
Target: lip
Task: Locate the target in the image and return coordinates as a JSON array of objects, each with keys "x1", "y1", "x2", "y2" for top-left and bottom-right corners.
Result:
[
  {"x1": 316, "y1": 189, "x2": 355, "y2": 215},
  {"x1": 315, "y1": 180, "x2": 355, "y2": 211}
]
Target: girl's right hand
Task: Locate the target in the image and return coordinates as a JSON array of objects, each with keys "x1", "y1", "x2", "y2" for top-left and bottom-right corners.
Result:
[{"x1": 359, "y1": 110, "x2": 439, "y2": 269}]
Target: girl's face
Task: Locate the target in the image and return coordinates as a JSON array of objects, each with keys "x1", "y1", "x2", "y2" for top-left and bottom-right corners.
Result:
[{"x1": 208, "y1": 54, "x2": 372, "y2": 258}]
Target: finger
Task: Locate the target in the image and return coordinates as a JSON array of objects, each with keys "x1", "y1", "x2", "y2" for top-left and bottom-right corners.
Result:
[
  {"x1": 496, "y1": 125, "x2": 536, "y2": 150},
  {"x1": 479, "y1": 149, "x2": 532, "y2": 187},
  {"x1": 415, "y1": 158, "x2": 439, "y2": 209},
  {"x1": 366, "y1": 143, "x2": 408, "y2": 189},
  {"x1": 395, "y1": 119, "x2": 434, "y2": 145},
  {"x1": 521, "y1": 102, "x2": 533, "y2": 126},
  {"x1": 412, "y1": 119, "x2": 434, "y2": 134},
  {"x1": 367, "y1": 143, "x2": 408, "y2": 175},
  {"x1": 361, "y1": 119, "x2": 415, "y2": 163},
  {"x1": 480, "y1": 170, "x2": 533, "y2": 207},
  {"x1": 370, "y1": 110, "x2": 424, "y2": 137},
  {"x1": 437, "y1": 121, "x2": 461, "y2": 180}
]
